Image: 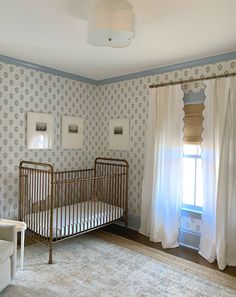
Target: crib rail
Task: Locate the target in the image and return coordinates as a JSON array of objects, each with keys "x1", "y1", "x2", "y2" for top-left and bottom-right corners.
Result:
[
  {"x1": 94, "y1": 158, "x2": 129, "y2": 225},
  {"x1": 19, "y1": 158, "x2": 129, "y2": 264},
  {"x1": 19, "y1": 161, "x2": 54, "y2": 260}
]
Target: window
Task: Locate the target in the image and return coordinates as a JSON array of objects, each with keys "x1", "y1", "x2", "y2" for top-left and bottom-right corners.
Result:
[
  {"x1": 182, "y1": 144, "x2": 203, "y2": 211},
  {"x1": 182, "y1": 102, "x2": 204, "y2": 212}
]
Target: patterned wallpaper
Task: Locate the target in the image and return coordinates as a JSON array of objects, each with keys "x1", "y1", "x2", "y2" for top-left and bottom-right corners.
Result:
[
  {"x1": 0, "y1": 63, "x2": 97, "y2": 218},
  {"x1": 0, "y1": 58, "x2": 236, "y2": 239}
]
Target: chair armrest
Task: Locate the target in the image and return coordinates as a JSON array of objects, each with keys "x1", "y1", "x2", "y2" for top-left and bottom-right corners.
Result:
[
  {"x1": 0, "y1": 225, "x2": 17, "y2": 279},
  {"x1": 0, "y1": 225, "x2": 17, "y2": 243}
]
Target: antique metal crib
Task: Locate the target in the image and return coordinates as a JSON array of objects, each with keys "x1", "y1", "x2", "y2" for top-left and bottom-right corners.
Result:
[{"x1": 19, "y1": 158, "x2": 129, "y2": 264}]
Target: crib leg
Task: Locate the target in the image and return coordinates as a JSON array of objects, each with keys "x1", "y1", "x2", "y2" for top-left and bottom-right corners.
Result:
[{"x1": 48, "y1": 245, "x2": 53, "y2": 264}]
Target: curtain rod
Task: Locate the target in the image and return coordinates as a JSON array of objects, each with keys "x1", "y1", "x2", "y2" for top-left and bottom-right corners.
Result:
[{"x1": 149, "y1": 72, "x2": 236, "y2": 88}]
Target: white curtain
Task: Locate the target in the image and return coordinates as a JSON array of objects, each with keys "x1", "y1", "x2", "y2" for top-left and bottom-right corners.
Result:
[
  {"x1": 199, "y1": 77, "x2": 236, "y2": 270},
  {"x1": 139, "y1": 85, "x2": 184, "y2": 248}
]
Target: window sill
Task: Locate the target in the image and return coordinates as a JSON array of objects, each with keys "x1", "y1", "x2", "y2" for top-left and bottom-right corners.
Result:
[{"x1": 181, "y1": 205, "x2": 203, "y2": 215}]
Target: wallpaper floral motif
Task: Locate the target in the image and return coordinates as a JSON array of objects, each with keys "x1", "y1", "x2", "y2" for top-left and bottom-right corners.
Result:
[{"x1": 0, "y1": 58, "x2": 236, "y2": 241}]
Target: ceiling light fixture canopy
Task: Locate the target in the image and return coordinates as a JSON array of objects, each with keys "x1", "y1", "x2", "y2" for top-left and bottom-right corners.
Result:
[{"x1": 87, "y1": 0, "x2": 135, "y2": 48}]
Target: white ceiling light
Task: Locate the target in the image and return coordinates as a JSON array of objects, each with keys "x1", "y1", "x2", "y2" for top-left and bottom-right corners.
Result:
[{"x1": 87, "y1": 0, "x2": 135, "y2": 48}]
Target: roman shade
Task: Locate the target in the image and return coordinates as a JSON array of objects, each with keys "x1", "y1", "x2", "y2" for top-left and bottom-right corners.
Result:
[{"x1": 183, "y1": 103, "x2": 204, "y2": 144}]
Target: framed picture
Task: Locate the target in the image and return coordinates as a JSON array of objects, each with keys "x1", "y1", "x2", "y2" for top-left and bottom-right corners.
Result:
[
  {"x1": 27, "y1": 112, "x2": 53, "y2": 150},
  {"x1": 109, "y1": 118, "x2": 130, "y2": 150},
  {"x1": 61, "y1": 116, "x2": 83, "y2": 149}
]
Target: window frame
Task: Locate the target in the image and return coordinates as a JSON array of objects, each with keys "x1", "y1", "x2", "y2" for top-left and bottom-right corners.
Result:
[{"x1": 182, "y1": 145, "x2": 203, "y2": 213}]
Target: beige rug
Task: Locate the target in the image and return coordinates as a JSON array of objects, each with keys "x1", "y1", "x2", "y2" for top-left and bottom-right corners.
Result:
[{"x1": 1, "y1": 231, "x2": 236, "y2": 297}]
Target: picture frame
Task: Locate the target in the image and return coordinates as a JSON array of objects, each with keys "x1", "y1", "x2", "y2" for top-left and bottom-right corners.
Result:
[
  {"x1": 27, "y1": 112, "x2": 53, "y2": 150},
  {"x1": 61, "y1": 116, "x2": 83, "y2": 149},
  {"x1": 109, "y1": 118, "x2": 130, "y2": 151}
]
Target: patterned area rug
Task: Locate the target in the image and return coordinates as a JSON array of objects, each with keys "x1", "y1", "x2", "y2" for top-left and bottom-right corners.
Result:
[{"x1": 2, "y1": 231, "x2": 236, "y2": 297}]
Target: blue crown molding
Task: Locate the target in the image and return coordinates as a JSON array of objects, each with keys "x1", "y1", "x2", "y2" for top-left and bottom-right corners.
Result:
[
  {"x1": 0, "y1": 51, "x2": 236, "y2": 86},
  {"x1": 0, "y1": 54, "x2": 97, "y2": 85},
  {"x1": 97, "y1": 51, "x2": 236, "y2": 85}
]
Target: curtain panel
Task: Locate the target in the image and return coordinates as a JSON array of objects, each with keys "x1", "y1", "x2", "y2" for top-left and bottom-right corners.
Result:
[
  {"x1": 139, "y1": 85, "x2": 184, "y2": 248},
  {"x1": 199, "y1": 77, "x2": 236, "y2": 270}
]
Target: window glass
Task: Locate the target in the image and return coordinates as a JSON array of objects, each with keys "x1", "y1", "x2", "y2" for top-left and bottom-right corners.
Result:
[
  {"x1": 182, "y1": 158, "x2": 195, "y2": 205},
  {"x1": 196, "y1": 158, "x2": 203, "y2": 207},
  {"x1": 182, "y1": 144, "x2": 203, "y2": 209}
]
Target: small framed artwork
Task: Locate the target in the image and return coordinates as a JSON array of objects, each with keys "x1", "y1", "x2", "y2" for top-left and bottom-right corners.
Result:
[
  {"x1": 109, "y1": 118, "x2": 130, "y2": 150},
  {"x1": 61, "y1": 116, "x2": 83, "y2": 149},
  {"x1": 27, "y1": 112, "x2": 53, "y2": 150}
]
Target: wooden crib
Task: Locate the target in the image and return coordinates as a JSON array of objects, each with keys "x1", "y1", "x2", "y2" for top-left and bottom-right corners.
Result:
[{"x1": 19, "y1": 157, "x2": 129, "y2": 264}]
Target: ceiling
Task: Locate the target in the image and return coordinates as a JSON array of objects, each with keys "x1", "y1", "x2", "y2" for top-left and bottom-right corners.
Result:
[{"x1": 0, "y1": 0, "x2": 235, "y2": 80}]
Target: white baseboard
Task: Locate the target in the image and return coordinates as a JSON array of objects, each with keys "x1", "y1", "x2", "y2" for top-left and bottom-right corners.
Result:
[{"x1": 179, "y1": 242, "x2": 199, "y2": 251}]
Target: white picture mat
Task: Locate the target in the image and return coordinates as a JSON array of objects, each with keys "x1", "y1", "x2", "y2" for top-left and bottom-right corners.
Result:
[
  {"x1": 109, "y1": 118, "x2": 130, "y2": 150},
  {"x1": 27, "y1": 112, "x2": 53, "y2": 150},
  {"x1": 62, "y1": 116, "x2": 83, "y2": 149}
]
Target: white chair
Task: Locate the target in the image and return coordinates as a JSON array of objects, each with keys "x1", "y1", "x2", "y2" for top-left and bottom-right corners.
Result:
[{"x1": 0, "y1": 225, "x2": 17, "y2": 292}]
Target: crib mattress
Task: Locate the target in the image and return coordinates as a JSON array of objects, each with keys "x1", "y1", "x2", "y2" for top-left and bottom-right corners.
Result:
[{"x1": 25, "y1": 201, "x2": 123, "y2": 239}]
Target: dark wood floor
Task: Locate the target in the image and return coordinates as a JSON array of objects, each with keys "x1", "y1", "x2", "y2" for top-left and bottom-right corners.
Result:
[{"x1": 103, "y1": 224, "x2": 236, "y2": 277}]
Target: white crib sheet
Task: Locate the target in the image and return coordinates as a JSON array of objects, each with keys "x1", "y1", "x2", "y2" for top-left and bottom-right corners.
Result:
[{"x1": 25, "y1": 201, "x2": 123, "y2": 238}]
